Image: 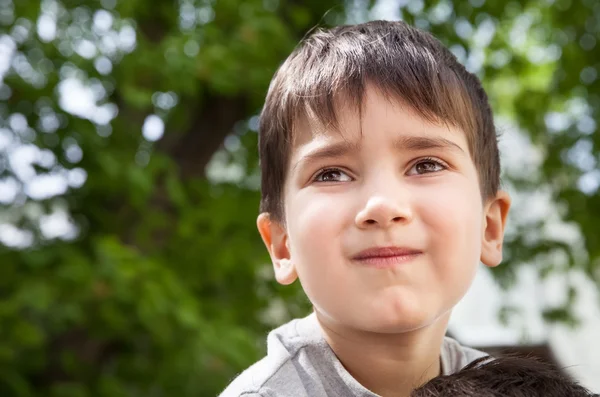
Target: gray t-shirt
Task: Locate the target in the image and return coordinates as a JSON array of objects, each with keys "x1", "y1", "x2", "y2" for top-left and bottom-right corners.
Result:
[{"x1": 219, "y1": 313, "x2": 487, "y2": 397}]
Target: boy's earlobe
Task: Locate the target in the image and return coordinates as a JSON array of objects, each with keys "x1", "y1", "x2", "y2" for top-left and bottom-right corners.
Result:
[
  {"x1": 257, "y1": 213, "x2": 298, "y2": 285},
  {"x1": 480, "y1": 190, "x2": 511, "y2": 268}
]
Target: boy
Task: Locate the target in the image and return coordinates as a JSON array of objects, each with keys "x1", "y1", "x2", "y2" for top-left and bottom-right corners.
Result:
[
  {"x1": 220, "y1": 19, "x2": 511, "y2": 397},
  {"x1": 411, "y1": 356, "x2": 598, "y2": 396}
]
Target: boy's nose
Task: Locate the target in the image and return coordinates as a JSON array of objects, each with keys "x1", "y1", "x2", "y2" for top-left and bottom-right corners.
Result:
[{"x1": 354, "y1": 195, "x2": 413, "y2": 229}]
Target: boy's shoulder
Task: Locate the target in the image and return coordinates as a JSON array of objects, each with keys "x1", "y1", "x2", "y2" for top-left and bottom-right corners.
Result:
[
  {"x1": 218, "y1": 313, "x2": 327, "y2": 397},
  {"x1": 216, "y1": 355, "x2": 285, "y2": 397},
  {"x1": 441, "y1": 335, "x2": 488, "y2": 375}
]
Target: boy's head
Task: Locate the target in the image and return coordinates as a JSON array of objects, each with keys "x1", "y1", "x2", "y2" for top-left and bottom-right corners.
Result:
[
  {"x1": 411, "y1": 356, "x2": 598, "y2": 397},
  {"x1": 256, "y1": 20, "x2": 511, "y2": 333}
]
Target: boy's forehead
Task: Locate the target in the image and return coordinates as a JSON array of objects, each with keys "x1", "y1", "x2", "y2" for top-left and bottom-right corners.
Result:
[
  {"x1": 290, "y1": 89, "x2": 467, "y2": 153},
  {"x1": 291, "y1": 110, "x2": 343, "y2": 148},
  {"x1": 290, "y1": 89, "x2": 369, "y2": 149}
]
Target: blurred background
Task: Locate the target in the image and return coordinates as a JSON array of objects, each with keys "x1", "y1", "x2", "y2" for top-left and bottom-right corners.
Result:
[{"x1": 0, "y1": 0, "x2": 599, "y2": 395}]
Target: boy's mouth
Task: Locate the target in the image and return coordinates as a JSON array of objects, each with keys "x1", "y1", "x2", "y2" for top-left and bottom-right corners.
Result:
[{"x1": 352, "y1": 246, "x2": 422, "y2": 268}]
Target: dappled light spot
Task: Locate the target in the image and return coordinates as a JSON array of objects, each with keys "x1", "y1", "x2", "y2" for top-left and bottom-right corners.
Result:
[
  {"x1": 8, "y1": 112, "x2": 27, "y2": 133},
  {"x1": 37, "y1": 149, "x2": 56, "y2": 168},
  {"x1": 428, "y1": 0, "x2": 453, "y2": 25},
  {"x1": 0, "y1": 127, "x2": 12, "y2": 150},
  {"x1": 57, "y1": 77, "x2": 117, "y2": 125},
  {"x1": 92, "y1": 9, "x2": 113, "y2": 33},
  {"x1": 406, "y1": 0, "x2": 424, "y2": 15},
  {"x1": 472, "y1": 18, "x2": 495, "y2": 48},
  {"x1": 142, "y1": 114, "x2": 164, "y2": 142},
  {"x1": 0, "y1": 34, "x2": 16, "y2": 79},
  {"x1": 0, "y1": 177, "x2": 18, "y2": 204},
  {"x1": 545, "y1": 112, "x2": 571, "y2": 133},
  {"x1": 38, "y1": 108, "x2": 61, "y2": 133},
  {"x1": 96, "y1": 124, "x2": 112, "y2": 137},
  {"x1": 39, "y1": 208, "x2": 78, "y2": 240},
  {"x1": 179, "y1": 2, "x2": 197, "y2": 31},
  {"x1": 465, "y1": 48, "x2": 484, "y2": 73},
  {"x1": 490, "y1": 49, "x2": 511, "y2": 68},
  {"x1": 449, "y1": 44, "x2": 467, "y2": 64},
  {"x1": 152, "y1": 91, "x2": 178, "y2": 110},
  {"x1": 184, "y1": 39, "x2": 200, "y2": 57},
  {"x1": 93, "y1": 103, "x2": 118, "y2": 125},
  {"x1": 118, "y1": 25, "x2": 136, "y2": 52},
  {"x1": 11, "y1": 22, "x2": 30, "y2": 44},
  {"x1": 454, "y1": 18, "x2": 473, "y2": 40},
  {"x1": 224, "y1": 135, "x2": 241, "y2": 152},
  {"x1": 100, "y1": 0, "x2": 116, "y2": 9},
  {"x1": 580, "y1": 66, "x2": 597, "y2": 85},
  {"x1": 99, "y1": 31, "x2": 119, "y2": 56},
  {"x1": 0, "y1": 224, "x2": 33, "y2": 248},
  {"x1": 564, "y1": 139, "x2": 596, "y2": 173},
  {"x1": 0, "y1": 2, "x2": 14, "y2": 26},
  {"x1": 198, "y1": 6, "x2": 215, "y2": 24},
  {"x1": 58, "y1": 77, "x2": 95, "y2": 117},
  {"x1": 248, "y1": 115, "x2": 259, "y2": 132},
  {"x1": 509, "y1": 13, "x2": 533, "y2": 50},
  {"x1": 24, "y1": 173, "x2": 68, "y2": 200},
  {"x1": 578, "y1": 170, "x2": 600, "y2": 196},
  {"x1": 74, "y1": 38, "x2": 97, "y2": 59},
  {"x1": 135, "y1": 148, "x2": 150, "y2": 166},
  {"x1": 206, "y1": 150, "x2": 246, "y2": 184},
  {"x1": 37, "y1": 13, "x2": 56, "y2": 42},
  {"x1": 67, "y1": 167, "x2": 87, "y2": 188},
  {"x1": 94, "y1": 55, "x2": 112, "y2": 74},
  {"x1": 369, "y1": 0, "x2": 402, "y2": 21},
  {"x1": 64, "y1": 141, "x2": 83, "y2": 164},
  {"x1": 579, "y1": 33, "x2": 596, "y2": 51},
  {"x1": 577, "y1": 115, "x2": 596, "y2": 135}
]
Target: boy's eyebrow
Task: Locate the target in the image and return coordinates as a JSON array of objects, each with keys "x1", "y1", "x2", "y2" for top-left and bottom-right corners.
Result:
[
  {"x1": 394, "y1": 136, "x2": 465, "y2": 153},
  {"x1": 293, "y1": 140, "x2": 360, "y2": 171},
  {"x1": 294, "y1": 135, "x2": 465, "y2": 171}
]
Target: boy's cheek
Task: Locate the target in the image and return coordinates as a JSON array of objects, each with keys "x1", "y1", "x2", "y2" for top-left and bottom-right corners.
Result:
[
  {"x1": 417, "y1": 187, "x2": 483, "y2": 250},
  {"x1": 289, "y1": 194, "x2": 351, "y2": 230},
  {"x1": 287, "y1": 197, "x2": 351, "y2": 263}
]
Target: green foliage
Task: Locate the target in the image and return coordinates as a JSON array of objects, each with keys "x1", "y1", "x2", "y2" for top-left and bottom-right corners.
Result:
[
  {"x1": 0, "y1": 0, "x2": 599, "y2": 395},
  {"x1": 0, "y1": 0, "x2": 332, "y2": 394}
]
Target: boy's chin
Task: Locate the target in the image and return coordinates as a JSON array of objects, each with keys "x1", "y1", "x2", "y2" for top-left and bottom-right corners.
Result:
[
  {"x1": 340, "y1": 304, "x2": 452, "y2": 335},
  {"x1": 314, "y1": 291, "x2": 456, "y2": 335},
  {"x1": 358, "y1": 314, "x2": 444, "y2": 334}
]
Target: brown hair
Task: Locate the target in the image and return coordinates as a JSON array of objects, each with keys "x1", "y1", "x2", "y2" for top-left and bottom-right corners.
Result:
[
  {"x1": 259, "y1": 20, "x2": 500, "y2": 222},
  {"x1": 411, "y1": 355, "x2": 597, "y2": 397}
]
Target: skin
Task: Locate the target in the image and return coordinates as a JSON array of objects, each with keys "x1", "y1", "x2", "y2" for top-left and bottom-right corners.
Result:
[{"x1": 257, "y1": 86, "x2": 511, "y2": 397}]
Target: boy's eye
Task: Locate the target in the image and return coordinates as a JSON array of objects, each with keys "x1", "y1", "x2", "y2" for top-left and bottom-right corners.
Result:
[
  {"x1": 407, "y1": 158, "x2": 447, "y2": 175},
  {"x1": 314, "y1": 168, "x2": 352, "y2": 183}
]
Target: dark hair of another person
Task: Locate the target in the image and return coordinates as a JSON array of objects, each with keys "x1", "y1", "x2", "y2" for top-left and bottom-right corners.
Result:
[{"x1": 411, "y1": 355, "x2": 598, "y2": 397}]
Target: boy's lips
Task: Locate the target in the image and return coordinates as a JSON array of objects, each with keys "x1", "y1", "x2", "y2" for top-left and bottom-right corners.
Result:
[{"x1": 352, "y1": 246, "x2": 422, "y2": 268}]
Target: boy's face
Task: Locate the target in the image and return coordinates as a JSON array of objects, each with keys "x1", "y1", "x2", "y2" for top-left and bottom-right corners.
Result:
[{"x1": 258, "y1": 86, "x2": 510, "y2": 333}]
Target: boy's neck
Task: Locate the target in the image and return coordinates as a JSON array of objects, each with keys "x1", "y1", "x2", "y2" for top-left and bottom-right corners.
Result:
[{"x1": 315, "y1": 311, "x2": 450, "y2": 397}]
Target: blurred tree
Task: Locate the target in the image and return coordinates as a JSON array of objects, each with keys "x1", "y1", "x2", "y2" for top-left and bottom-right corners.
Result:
[
  {"x1": 0, "y1": 0, "x2": 598, "y2": 395},
  {"x1": 0, "y1": 0, "x2": 345, "y2": 395}
]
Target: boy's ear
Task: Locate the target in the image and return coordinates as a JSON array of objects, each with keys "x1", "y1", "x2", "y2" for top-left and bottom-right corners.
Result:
[
  {"x1": 257, "y1": 213, "x2": 297, "y2": 285},
  {"x1": 480, "y1": 190, "x2": 511, "y2": 268}
]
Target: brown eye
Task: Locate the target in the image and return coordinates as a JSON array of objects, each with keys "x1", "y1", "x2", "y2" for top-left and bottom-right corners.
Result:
[
  {"x1": 314, "y1": 168, "x2": 352, "y2": 182},
  {"x1": 416, "y1": 161, "x2": 442, "y2": 174},
  {"x1": 408, "y1": 158, "x2": 447, "y2": 175}
]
